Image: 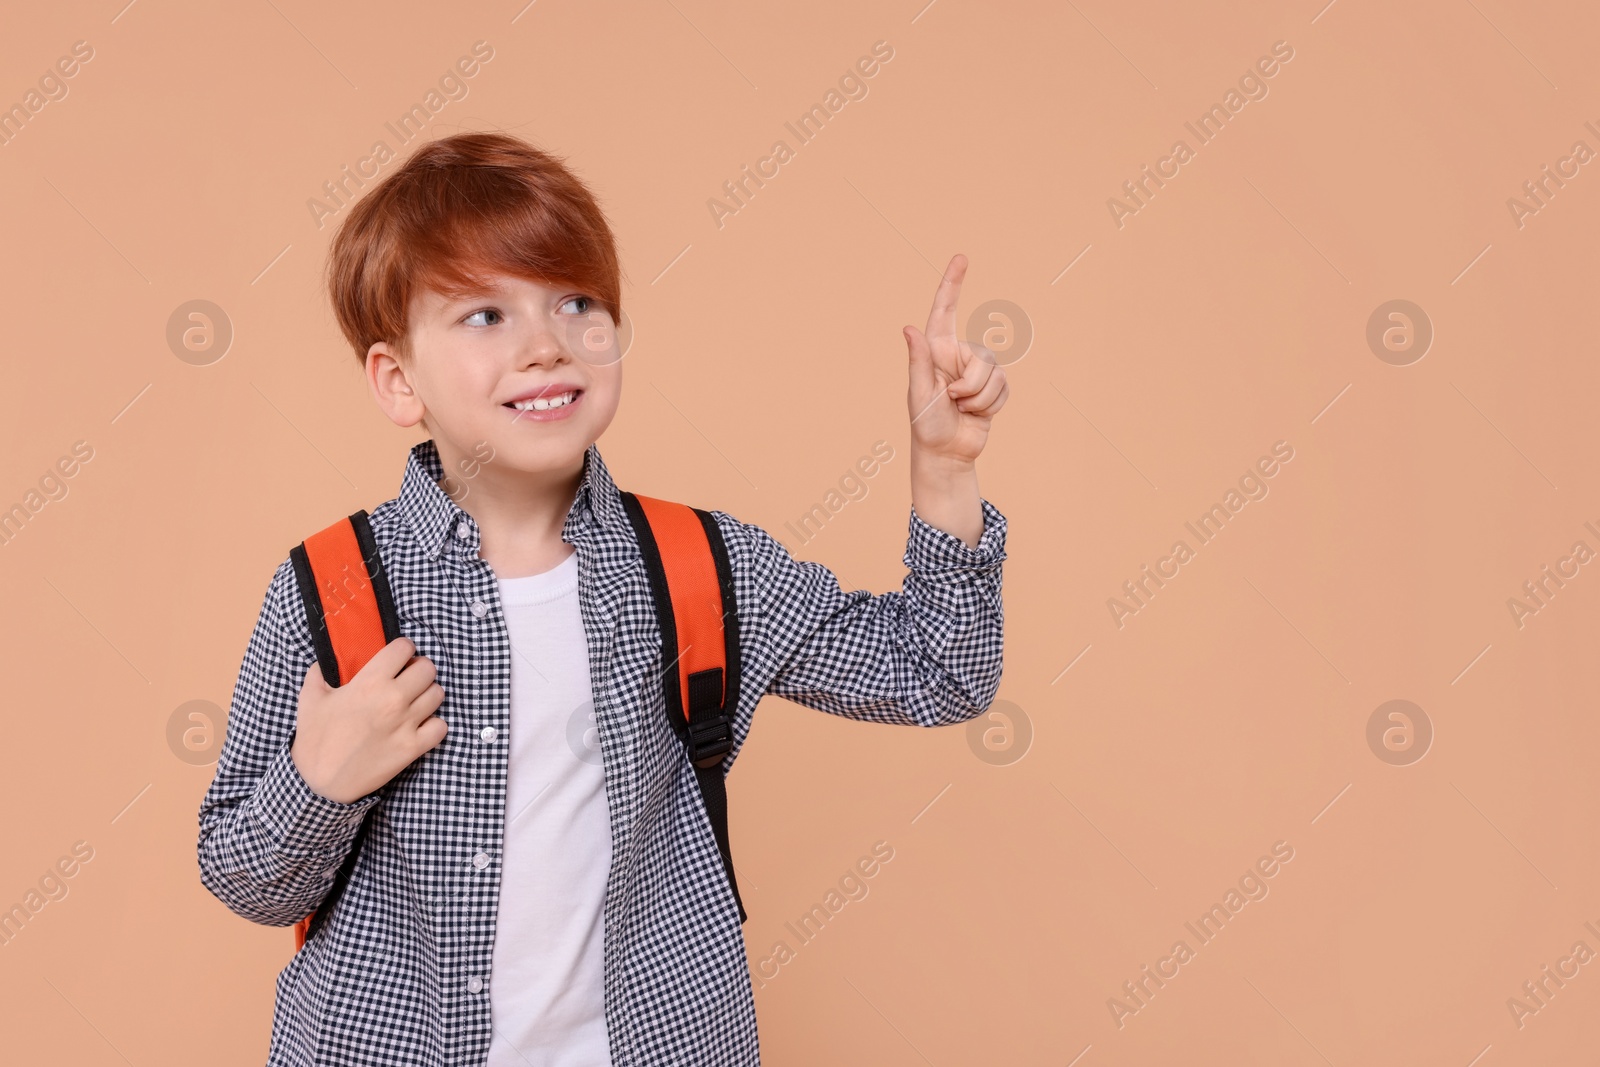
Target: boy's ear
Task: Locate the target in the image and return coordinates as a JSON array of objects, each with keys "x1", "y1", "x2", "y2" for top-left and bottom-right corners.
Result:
[{"x1": 366, "y1": 340, "x2": 427, "y2": 429}]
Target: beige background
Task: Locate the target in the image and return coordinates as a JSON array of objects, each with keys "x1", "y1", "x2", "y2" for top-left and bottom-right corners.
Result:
[{"x1": 1, "y1": 0, "x2": 1597, "y2": 1063}]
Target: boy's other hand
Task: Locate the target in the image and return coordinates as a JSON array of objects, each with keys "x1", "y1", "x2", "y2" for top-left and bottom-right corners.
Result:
[
  {"x1": 903, "y1": 253, "x2": 1010, "y2": 466},
  {"x1": 290, "y1": 637, "x2": 448, "y2": 805}
]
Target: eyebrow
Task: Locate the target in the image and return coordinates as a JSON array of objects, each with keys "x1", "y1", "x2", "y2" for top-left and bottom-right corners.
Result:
[{"x1": 431, "y1": 283, "x2": 506, "y2": 309}]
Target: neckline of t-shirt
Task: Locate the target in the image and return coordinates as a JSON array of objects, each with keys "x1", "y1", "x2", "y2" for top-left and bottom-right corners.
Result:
[{"x1": 494, "y1": 551, "x2": 579, "y2": 605}]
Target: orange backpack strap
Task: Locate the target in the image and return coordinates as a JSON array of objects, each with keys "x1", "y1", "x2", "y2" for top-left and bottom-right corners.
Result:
[
  {"x1": 620, "y1": 492, "x2": 747, "y2": 924},
  {"x1": 285, "y1": 510, "x2": 399, "y2": 951},
  {"x1": 290, "y1": 510, "x2": 401, "y2": 688}
]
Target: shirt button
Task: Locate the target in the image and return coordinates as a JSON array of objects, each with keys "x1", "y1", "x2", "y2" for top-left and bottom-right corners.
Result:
[
  {"x1": 473, "y1": 851, "x2": 491, "y2": 869},
  {"x1": 467, "y1": 976, "x2": 484, "y2": 994},
  {"x1": 480, "y1": 726, "x2": 498, "y2": 742},
  {"x1": 455, "y1": 521, "x2": 471, "y2": 540},
  {"x1": 470, "y1": 600, "x2": 489, "y2": 618}
]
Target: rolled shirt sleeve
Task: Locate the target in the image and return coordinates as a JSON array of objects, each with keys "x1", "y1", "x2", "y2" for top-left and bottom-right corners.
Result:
[{"x1": 731, "y1": 497, "x2": 1008, "y2": 729}]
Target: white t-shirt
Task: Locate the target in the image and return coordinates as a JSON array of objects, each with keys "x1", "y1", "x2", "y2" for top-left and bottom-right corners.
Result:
[{"x1": 486, "y1": 549, "x2": 614, "y2": 1067}]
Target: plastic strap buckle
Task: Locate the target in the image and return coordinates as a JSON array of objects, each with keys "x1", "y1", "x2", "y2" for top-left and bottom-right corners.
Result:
[{"x1": 687, "y1": 716, "x2": 734, "y2": 768}]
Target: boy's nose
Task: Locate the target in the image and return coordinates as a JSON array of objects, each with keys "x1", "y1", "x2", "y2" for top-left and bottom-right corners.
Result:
[{"x1": 517, "y1": 327, "x2": 569, "y2": 367}]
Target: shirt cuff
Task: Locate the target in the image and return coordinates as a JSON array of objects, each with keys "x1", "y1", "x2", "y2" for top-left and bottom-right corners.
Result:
[
  {"x1": 904, "y1": 497, "x2": 1009, "y2": 574},
  {"x1": 248, "y1": 740, "x2": 382, "y2": 856}
]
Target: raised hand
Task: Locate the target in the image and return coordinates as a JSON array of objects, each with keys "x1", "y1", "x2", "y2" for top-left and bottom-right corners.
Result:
[{"x1": 903, "y1": 253, "x2": 1010, "y2": 466}]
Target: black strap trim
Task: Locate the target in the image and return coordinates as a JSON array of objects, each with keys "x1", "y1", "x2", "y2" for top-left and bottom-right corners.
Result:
[
  {"x1": 289, "y1": 541, "x2": 341, "y2": 689},
  {"x1": 694, "y1": 761, "x2": 745, "y2": 924},
  {"x1": 691, "y1": 507, "x2": 747, "y2": 923},
  {"x1": 348, "y1": 510, "x2": 402, "y2": 645},
  {"x1": 694, "y1": 505, "x2": 744, "y2": 734},
  {"x1": 618, "y1": 491, "x2": 747, "y2": 923},
  {"x1": 620, "y1": 493, "x2": 687, "y2": 735}
]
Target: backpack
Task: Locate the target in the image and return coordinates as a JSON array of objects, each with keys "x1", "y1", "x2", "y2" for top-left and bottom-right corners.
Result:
[{"x1": 285, "y1": 493, "x2": 746, "y2": 952}]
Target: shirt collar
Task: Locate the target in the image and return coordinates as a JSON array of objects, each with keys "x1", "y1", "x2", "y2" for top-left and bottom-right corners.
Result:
[{"x1": 398, "y1": 438, "x2": 624, "y2": 559}]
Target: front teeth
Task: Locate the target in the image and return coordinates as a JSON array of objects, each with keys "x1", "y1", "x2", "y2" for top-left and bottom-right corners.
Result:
[{"x1": 512, "y1": 391, "x2": 576, "y2": 411}]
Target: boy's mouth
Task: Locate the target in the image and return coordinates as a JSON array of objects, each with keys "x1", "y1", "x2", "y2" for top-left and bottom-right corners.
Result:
[{"x1": 504, "y1": 387, "x2": 584, "y2": 413}]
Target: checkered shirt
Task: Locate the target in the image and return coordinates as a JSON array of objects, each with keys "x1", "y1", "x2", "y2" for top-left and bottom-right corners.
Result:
[{"x1": 197, "y1": 438, "x2": 1008, "y2": 1066}]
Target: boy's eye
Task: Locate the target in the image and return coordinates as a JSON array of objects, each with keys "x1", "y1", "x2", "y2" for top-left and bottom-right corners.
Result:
[
  {"x1": 560, "y1": 297, "x2": 591, "y2": 314},
  {"x1": 464, "y1": 308, "x2": 503, "y2": 327}
]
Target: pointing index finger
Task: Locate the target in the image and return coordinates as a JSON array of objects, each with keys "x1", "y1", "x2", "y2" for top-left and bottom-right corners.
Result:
[{"x1": 925, "y1": 253, "x2": 969, "y2": 344}]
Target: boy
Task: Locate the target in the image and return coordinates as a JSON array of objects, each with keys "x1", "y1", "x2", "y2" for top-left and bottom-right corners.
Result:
[{"x1": 197, "y1": 132, "x2": 1009, "y2": 1067}]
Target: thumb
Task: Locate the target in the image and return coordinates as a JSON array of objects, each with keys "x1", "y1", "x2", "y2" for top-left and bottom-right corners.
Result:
[{"x1": 302, "y1": 659, "x2": 334, "y2": 698}]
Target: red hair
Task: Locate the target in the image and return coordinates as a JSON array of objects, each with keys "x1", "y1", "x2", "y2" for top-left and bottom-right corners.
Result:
[{"x1": 327, "y1": 131, "x2": 623, "y2": 364}]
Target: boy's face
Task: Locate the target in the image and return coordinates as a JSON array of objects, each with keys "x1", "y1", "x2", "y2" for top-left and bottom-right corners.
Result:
[{"x1": 366, "y1": 272, "x2": 622, "y2": 486}]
